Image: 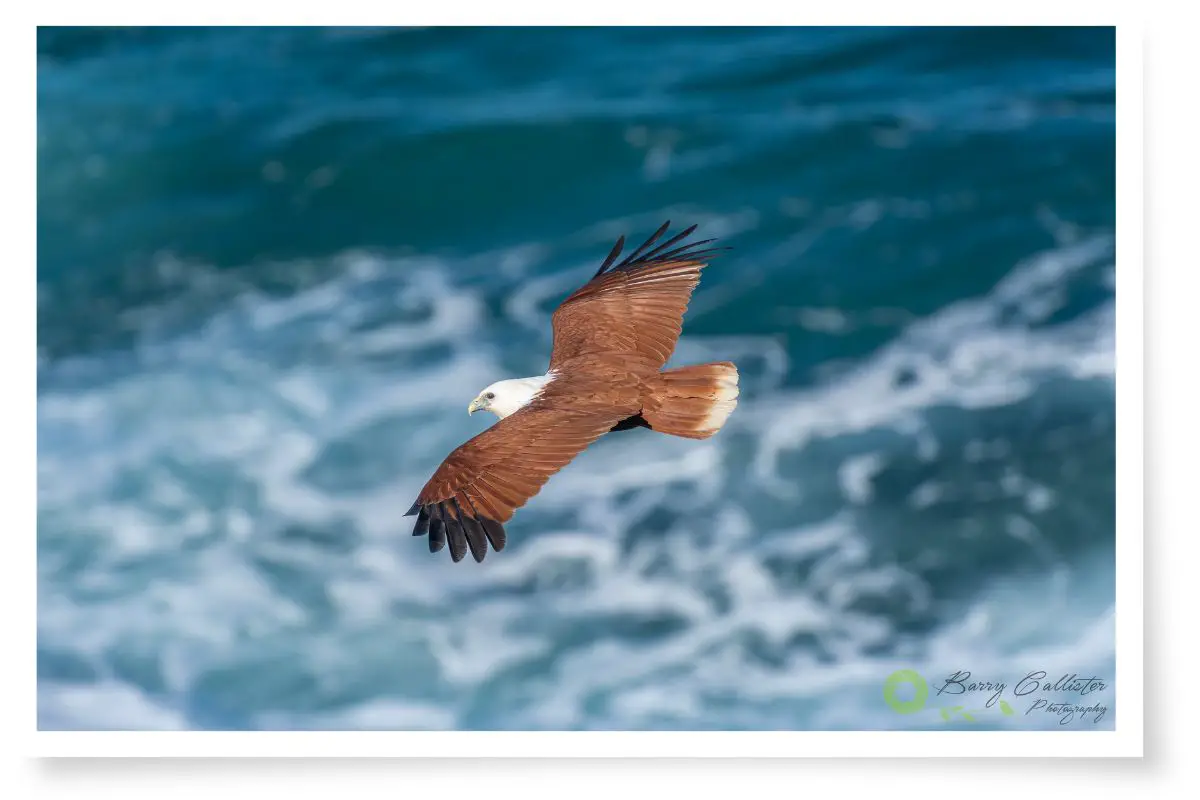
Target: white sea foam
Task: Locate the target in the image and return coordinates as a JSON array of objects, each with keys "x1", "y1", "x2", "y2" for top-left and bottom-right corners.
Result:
[
  {"x1": 37, "y1": 231, "x2": 1115, "y2": 731},
  {"x1": 39, "y1": 681, "x2": 189, "y2": 731}
]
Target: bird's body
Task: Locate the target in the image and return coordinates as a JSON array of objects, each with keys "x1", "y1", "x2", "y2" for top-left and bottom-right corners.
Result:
[{"x1": 406, "y1": 222, "x2": 739, "y2": 563}]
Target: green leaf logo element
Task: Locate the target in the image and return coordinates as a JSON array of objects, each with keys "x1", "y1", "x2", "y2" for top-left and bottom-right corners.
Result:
[
  {"x1": 939, "y1": 706, "x2": 977, "y2": 723},
  {"x1": 999, "y1": 700, "x2": 1014, "y2": 716}
]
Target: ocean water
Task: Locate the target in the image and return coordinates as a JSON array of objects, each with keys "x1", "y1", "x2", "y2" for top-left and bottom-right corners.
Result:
[{"x1": 37, "y1": 26, "x2": 1116, "y2": 731}]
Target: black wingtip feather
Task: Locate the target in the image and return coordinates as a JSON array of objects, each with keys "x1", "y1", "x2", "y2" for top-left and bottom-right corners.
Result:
[
  {"x1": 594, "y1": 235, "x2": 625, "y2": 277},
  {"x1": 428, "y1": 517, "x2": 446, "y2": 553},
  {"x1": 453, "y1": 498, "x2": 489, "y2": 563},
  {"x1": 480, "y1": 518, "x2": 507, "y2": 552},
  {"x1": 444, "y1": 518, "x2": 468, "y2": 563},
  {"x1": 412, "y1": 507, "x2": 430, "y2": 537},
  {"x1": 461, "y1": 517, "x2": 488, "y2": 563},
  {"x1": 404, "y1": 500, "x2": 420, "y2": 516}
]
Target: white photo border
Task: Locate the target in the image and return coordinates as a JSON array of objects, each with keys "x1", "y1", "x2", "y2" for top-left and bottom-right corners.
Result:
[{"x1": 16, "y1": 7, "x2": 1142, "y2": 762}]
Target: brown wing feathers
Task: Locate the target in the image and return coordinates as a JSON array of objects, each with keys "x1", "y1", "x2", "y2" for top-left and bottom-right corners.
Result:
[
  {"x1": 549, "y1": 222, "x2": 728, "y2": 372},
  {"x1": 406, "y1": 402, "x2": 625, "y2": 562}
]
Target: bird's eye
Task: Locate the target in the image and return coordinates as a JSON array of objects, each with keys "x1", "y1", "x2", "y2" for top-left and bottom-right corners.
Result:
[{"x1": 485, "y1": 392, "x2": 495, "y2": 400}]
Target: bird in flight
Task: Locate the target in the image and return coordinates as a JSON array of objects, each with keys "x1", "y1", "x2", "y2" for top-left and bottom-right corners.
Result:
[{"x1": 406, "y1": 221, "x2": 739, "y2": 563}]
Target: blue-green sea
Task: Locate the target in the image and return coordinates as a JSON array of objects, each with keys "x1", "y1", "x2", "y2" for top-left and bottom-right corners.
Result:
[{"x1": 37, "y1": 26, "x2": 1116, "y2": 731}]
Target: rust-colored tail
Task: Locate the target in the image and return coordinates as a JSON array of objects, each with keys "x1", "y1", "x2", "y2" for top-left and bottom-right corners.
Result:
[{"x1": 641, "y1": 362, "x2": 739, "y2": 439}]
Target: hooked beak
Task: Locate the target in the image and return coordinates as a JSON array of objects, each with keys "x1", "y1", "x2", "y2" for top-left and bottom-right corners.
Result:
[{"x1": 468, "y1": 397, "x2": 483, "y2": 416}]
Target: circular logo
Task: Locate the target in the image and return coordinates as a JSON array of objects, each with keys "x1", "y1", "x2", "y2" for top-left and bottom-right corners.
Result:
[{"x1": 883, "y1": 669, "x2": 929, "y2": 714}]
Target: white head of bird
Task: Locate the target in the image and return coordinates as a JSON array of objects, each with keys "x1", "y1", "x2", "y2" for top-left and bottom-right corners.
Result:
[{"x1": 468, "y1": 375, "x2": 554, "y2": 420}]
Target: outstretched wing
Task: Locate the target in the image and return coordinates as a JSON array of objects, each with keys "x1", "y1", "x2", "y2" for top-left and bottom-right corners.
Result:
[
  {"x1": 406, "y1": 374, "x2": 639, "y2": 563},
  {"x1": 548, "y1": 221, "x2": 727, "y2": 374}
]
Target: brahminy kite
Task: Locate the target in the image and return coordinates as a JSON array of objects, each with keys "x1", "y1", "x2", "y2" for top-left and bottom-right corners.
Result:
[{"x1": 406, "y1": 221, "x2": 739, "y2": 562}]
